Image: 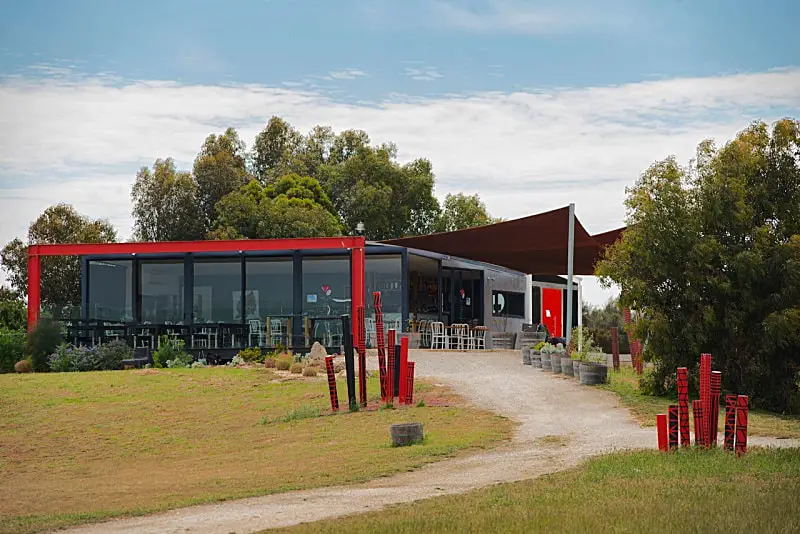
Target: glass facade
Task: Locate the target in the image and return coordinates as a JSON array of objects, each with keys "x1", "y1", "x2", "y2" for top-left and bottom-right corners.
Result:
[
  {"x1": 193, "y1": 259, "x2": 242, "y2": 323},
  {"x1": 365, "y1": 254, "x2": 402, "y2": 325},
  {"x1": 245, "y1": 257, "x2": 294, "y2": 318},
  {"x1": 302, "y1": 256, "x2": 350, "y2": 317},
  {"x1": 87, "y1": 260, "x2": 133, "y2": 322},
  {"x1": 138, "y1": 260, "x2": 184, "y2": 323}
]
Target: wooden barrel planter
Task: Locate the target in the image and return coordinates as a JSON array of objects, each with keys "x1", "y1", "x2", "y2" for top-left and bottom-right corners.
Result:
[
  {"x1": 390, "y1": 422, "x2": 424, "y2": 447},
  {"x1": 522, "y1": 347, "x2": 531, "y2": 365},
  {"x1": 541, "y1": 352, "x2": 552, "y2": 371},
  {"x1": 573, "y1": 360, "x2": 581, "y2": 380},
  {"x1": 551, "y1": 355, "x2": 562, "y2": 374},
  {"x1": 532, "y1": 350, "x2": 542, "y2": 368},
  {"x1": 561, "y1": 357, "x2": 573, "y2": 376},
  {"x1": 579, "y1": 363, "x2": 609, "y2": 385}
]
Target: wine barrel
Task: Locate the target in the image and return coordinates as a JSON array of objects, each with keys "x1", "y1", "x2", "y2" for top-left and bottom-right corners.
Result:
[
  {"x1": 541, "y1": 353, "x2": 552, "y2": 371},
  {"x1": 579, "y1": 363, "x2": 609, "y2": 385},
  {"x1": 391, "y1": 422, "x2": 424, "y2": 447},
  {"x1": 561, "y1": 357, "x2": 574, "y2": 376},
  {"x1": 522, "y1": 348, "x2": 531, "y2": 365},
  {"x1": 551, "y1": 355, "x2": 562, "y2": 374}
]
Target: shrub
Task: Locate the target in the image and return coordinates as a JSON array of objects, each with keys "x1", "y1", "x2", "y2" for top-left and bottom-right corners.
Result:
[
  {"x1": 191, "y1": 358, "x2": 208, "y2": 368},
  {"x1": 290, "y1": 362, "x2": 303, "y2": 374},
  {"x1": 0, "y1": 328, "x2": 26, "y2": 373},
  {"x1": 236, "y1": 347, "x2": 263, "y2": 363},
  {"x1": 14, "y1": 359, "x2": 31, "y2": 373},
  {"x1": 27, "y1": 319, "x2": 63, "y2": 372},
  {"x1": 47, "y1": 344, "x2": 74, "y2": 372},
  {"x1": 152, "y1": 336, "x2": 190, "y2": 369},
  {"x1": 166, "y1": 350, "x2": 193, "y2": 368},
  {"x1": 276, "y1": 356, "x2": 292, "y2": 370},
  {"x1": 533, "y1": 341, "x2": 546, "y2": 351},
  {"x1": 302, "y1": 366, "x2": 317, "y2": 377},
  {"x1": 96, "y1": 340, "x2": 131, "y2": 370},
  {"x1": 227, "y1": 354, "x2": 246, "y2": 367},
  {"x1": 264, "y1": 358, "x2": 277, "y2": 368}
]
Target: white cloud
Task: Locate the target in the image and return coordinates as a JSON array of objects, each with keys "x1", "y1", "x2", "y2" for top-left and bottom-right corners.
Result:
[
  {"x1": 328, "y1": 68, "x2": 368, "y2": 80},
  {"x1": 430, "y1": 0, "x2": 630, "y2": 35},
  {"x1": 0, "y1": 67, "x2": 799, "y2": 303},
  {"x1": 404, "y1": 66, "x2": 444, "y2": 81}
]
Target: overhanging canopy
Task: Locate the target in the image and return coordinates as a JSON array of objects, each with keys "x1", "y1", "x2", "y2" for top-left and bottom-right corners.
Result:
[{"x1": 383, "y1": 206, "x2": 624, "y2": 275}]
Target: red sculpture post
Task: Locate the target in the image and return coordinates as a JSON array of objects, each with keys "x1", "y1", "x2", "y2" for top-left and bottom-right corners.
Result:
[
  {"x1": 373, "y1": 292, "x2": 388, "y2": 401},
  {"x1": 324, "y1": 355, "x2": 339, "y2": 411},
  {"x1": 699, "y1": 353, "x2": 712, "y2": 446},
  {"x1": 668, "y1": 404, "x2": 679, "y2": 450},
  {"x1": 404, "y1": 361, "x2": 415, "y2": 405},
  {"x1": 710, "y1": 371, "x2": 722, "y2": 446},
  {"x1": 387, "y1": 329, "x2": 396, "y2": 401},
  {"x1": 677, "y1": 367, "x2": 690, "y2": 447},
  {"x1": 735, "y1": 395, "x2": 749, "y2": 456},
  {"x1": 657, "y1": 413, "x2": 668, "y2": 452},
  {"x1": 724, "y1": 394, "x2": 736, "y2": 452},
  {"x1": 398, "y1": 336, "x2": 409, "y2": 402}
]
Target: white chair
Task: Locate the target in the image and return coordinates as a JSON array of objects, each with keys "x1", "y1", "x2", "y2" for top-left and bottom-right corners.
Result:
[
  {"x1": 450, "y1": 324, "x2": 469, "y2": 350},
  {"x1": 418, "y1": 320, "x2": 429, "y2": 348},
  {"x1": 249, "y1": 320, "x2": 266, "y2": 347},
  {"x1": 430, "y1": 321, "x2": 447, "y2": 349},
  {"x1": 269, "y1": 319, "x2": 284, "y2": 347},
  {"x1": 469, "y1": 327, "x2": 487, "y2": 350}
]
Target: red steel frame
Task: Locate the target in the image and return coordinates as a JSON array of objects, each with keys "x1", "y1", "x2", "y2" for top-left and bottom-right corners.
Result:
[{"x1": 26, "y1": 237, "x2": 367, "y2": 347}]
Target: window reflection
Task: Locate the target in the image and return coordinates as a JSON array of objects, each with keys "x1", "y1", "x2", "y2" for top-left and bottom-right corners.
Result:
[
  {"x1": 245, "y1": 258, "x2": 294, "y2": 318},
  {"x1": 88, "y1": 260, "x2": 133, "y2": 322},
  {"x1": 302, "y1": 256, "x2": 350, "y2": 318},
  {"x1": 139, "y1": 261, "x2": 184, "y2": 323},
  {"x1": 193, "y1": 259, "x2": 242, "y2": 323}
]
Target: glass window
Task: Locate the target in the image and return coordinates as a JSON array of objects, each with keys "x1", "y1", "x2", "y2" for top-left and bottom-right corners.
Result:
[
  {"x1": 139, "y1": 261, "x2": 184, "y2": 323},
  {"x1": 366, "y1": 255, "x2": 402, "y2": 323},
  {"x1": 245, "y1": 258, "x2": 294, "y2": 318},
  {"x1": 88, "y1": 260, "x2": 133, "y2": 322},
  {"x1": 302, "y1": 256, "x2": 350, "y2": 318},
  {"x1": 492, "y1": 290, "x2": 525, "y2": 318},
  {"x1": 193, "y1": 258, "x2": 242, "y2": 323},
  {"x1": 408, "y1": 253, "x2": 439, "y2": 322}
]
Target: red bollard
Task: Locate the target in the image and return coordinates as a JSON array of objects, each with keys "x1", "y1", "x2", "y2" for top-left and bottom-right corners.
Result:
[
  {"x1": 373, "y1": 292, "x2": 387, "y2": 401},
  {"x1": 387, "y1": 329, "x2": 396, "y2": 401},
  {"x1": 677, "y1": 367, "x2": 690, "y2": 447},
  {"x1": 398, "y1": 336, "x2": 409, "y2": 402},
  {"x1": 404, "y1": 361, "x2": 415, "y2": 405},
  {"x1": 357, "y1": 305, "x2": 367, "y2": 407},
  {"x1": 724, "y1": 394, "x2": 736, "y2": 452},
  {"x1": 668, "y1": 404, "x2": 679, "y2": 450},
  {"x1": 324, "y1": 356, "x2": 339, "y2": 411},
  {"x1": 657, "y1": 413, "x2": 668, "y2": 452},
  {"x1": 710, "y1": 371, "x2": 722, "y2": 446},
  {"x1": 699, "y1": 353, "x2": 712, "y2": 446},
  {"x1": 692, "y1": 400, "x2": 702, "y2": 446},
  {"x1": 735, "y1": 395, "x2": 748, "y2": 456},
  {"x1": 610, "y1": 327, "x2": 620, "y2": 372}
]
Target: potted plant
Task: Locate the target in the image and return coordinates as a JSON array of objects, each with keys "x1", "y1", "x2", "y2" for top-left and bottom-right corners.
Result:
[
  {"x1": 561, "y1": 344, "x2": 574, "y2": 377},
  {"x1": 551, "y1": 343, "x2": 564, "y2": 374},
  {"x1": 569, "y1": 326, "x2": 596, "y2": 381},
  {"x1": 540, "y1": 343, "x2": 554, "y2": 371},
  {"x1": 521, "y1": 344, "x2": 532, "y2": 366},
  {"x1": 579, "y1": 350, "x2": 609, "y2": 385},
  {"x1": 532, "y1": 341, "x2": 545, "y2": 368}
]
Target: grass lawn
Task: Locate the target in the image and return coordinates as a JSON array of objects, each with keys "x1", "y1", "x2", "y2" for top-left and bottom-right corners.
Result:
[
  {"x1": 601, "y1": 367, "x2": 800, "y2": 439},
  {"x1": 0, "y1": 367, "x2": 513, "y2": 534},
  {"x1": 274, "y1": 447, "x2": 800, "y2": 534}
]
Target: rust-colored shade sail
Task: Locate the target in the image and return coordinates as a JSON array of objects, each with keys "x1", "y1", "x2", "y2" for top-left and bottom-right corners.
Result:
[{"x1": 383, "y1": 206, "x2": 625, "y2": 275}]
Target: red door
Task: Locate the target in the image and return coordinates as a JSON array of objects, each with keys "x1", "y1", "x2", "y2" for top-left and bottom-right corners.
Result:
[{"x1": 541, "y1": 288, "x2": 563, "y2": 338}]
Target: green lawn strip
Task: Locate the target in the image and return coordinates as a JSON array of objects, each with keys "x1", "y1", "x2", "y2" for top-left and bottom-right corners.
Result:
[
  {"x1": 0, "y1": 368, "x2": 513, "y2": 534},
  {"x1": 601, "y1": 367, "x2": 800, "y2": 439},
  {"x1": 274, "y1": 448, "x2": 800, "y2": 534}
]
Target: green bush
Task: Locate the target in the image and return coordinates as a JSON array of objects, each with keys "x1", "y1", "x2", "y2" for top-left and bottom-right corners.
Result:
[
  {"x1": 27, "y1": 319, "x2": 63, "y2": 372},
  {"x1": 0, "y1": 297, "x2": 26, "y2": 331},
  {"x1": 276, "y1": 355, "x2": 292, "y2": 370},
  {"x1": 302, "y1": 366, "x2": 317, "y2": 377},
  {"x1": 236, "y1": 347, "x2": 263, "y2": 363},
  {"x1": 152, "y1": 336, "x2": 191, "y2": 369},
  {"x1": 97, "y1": 340, "x2": 131, "y2": 370},
  {"x1": 0, "y1": 328, "x2": 26, "y2": 373}
]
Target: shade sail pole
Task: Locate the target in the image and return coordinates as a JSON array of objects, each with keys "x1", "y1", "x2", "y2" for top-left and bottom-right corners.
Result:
[{"x1": 565, "y1": 203, "x2": 575, "y2": 343}]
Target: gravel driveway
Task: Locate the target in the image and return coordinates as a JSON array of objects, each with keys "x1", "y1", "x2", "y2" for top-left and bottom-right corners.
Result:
[{"x1": 59, "y1": 350, "x2": 795, "y2": 534}]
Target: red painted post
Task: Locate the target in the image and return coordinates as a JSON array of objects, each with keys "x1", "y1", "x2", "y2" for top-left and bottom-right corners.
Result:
[
  {"x1": 404, "y1": 361, "x2": 415, "y2": 405},
  {"x1": 700, "y1": 353, "x2": 712, "y2": 446},
  {"x1": 373, "y1": 292, "x2": 388, "y2": 401},
  {"x1": 735, "y1": 395, "x2": 748, "y2": 456},
  {"x1": 677, "y1": 367, "x2": 690, "y2": 447},
  {"x1": 724, "y1": 394, "x2": 736, "y2": 452},
  {"x1": 692, "y1": 400, "x2": 702, "y2": 446},
  {"x1": 324, "y1": 356, "x2": 339, "y2": 411},
  {"x1": 610, "y1": 327, "x2": 620, "y2": 371},
  {"x1": 657, "y1": 414, "x2": 668, "y2": 452},
  {"x1": 387, "y1": 329, "x2": 396, "y2": 400},
  {"x1": 357, "y1": 305, "x2": 367, "y2": 407},
  {"x1": 27, "y1": 250, "x2": 41, "y2": 331},
  {"x1": 398, "y1": 336, "x2": 409, "y2": 402},
  {"x1": 668, "y1": 404, "x2": 679, "y2": 450},
  {"x1": 710, "y1": 371, "x2": 722, "y2": 446}
]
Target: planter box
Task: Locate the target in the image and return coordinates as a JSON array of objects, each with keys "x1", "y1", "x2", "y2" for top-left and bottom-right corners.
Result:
[
  {"x1": 551, "y1": 355, "x2": 562, "y2": 374},
  {"x1": 541, "y1": 353, "x2": 552, "y2": 371},
  {"x1": 579, "y1": 362, "x2": 608, "y2": 385},
  {"x1": 561, "y1": 357, "x2": 573, "y2": 376},
  {"x1": 532, "y1": 350, "x2": 542, "y2": 368},
  {"x1": 573, "y1": 361, "x2": 581, "y2": 380},
  {"x1": 522, "y1": 348, "x2": 531, "y2": 365}
]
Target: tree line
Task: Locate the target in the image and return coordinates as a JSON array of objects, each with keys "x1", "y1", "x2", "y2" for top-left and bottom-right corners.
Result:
[{"x1": 1, "y1": 116, "x2": 498, "y2": 311}]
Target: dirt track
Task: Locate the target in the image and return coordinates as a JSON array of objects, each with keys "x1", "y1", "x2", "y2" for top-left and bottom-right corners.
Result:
[{"x1": 60, "y1": 350, "x2": 797, "y2": 534}]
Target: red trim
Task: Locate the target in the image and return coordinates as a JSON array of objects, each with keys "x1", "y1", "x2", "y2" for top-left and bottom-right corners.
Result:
[{"x1": 26, "y1": 237, "x2": 366, "y2": 332}]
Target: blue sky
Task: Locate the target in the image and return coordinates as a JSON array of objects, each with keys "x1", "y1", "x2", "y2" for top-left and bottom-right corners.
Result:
[{"x1": 0, "y1": 0, "x2": 798, "y2": 304}]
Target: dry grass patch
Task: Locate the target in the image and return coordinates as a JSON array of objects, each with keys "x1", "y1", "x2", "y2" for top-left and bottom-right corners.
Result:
[{"x1": 0, "y1": 369, "x2": 512, "y2": 534}]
